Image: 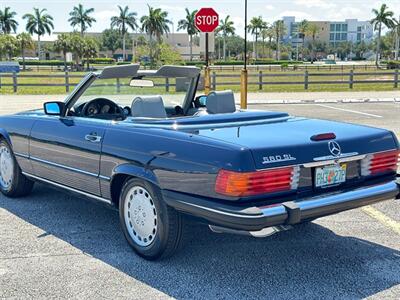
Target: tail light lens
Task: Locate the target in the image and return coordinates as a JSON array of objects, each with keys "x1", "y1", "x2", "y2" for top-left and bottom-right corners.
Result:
[
  {"x1": 215, "y1": 166, "x2": 300, "y2": 197},
  {"x1": 361, "y1": 150, "x2": 400, "y2": 176}
]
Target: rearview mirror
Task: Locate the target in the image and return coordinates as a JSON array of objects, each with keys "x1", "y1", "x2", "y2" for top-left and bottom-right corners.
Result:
[
  {"x1": 130, "y1": 79, "x2": 154, "y2": 87},
  {"x1": 44, "y1": 101, "x2": 65, "y2": 116}
]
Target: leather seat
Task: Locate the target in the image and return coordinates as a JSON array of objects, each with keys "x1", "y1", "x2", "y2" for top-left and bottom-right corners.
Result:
[
  {"x1": 131, "y1": 96, "x2": 167, "y2": 118},
  {"x1": 206, "y1": 90, "x2": 236, "y2": 114}
]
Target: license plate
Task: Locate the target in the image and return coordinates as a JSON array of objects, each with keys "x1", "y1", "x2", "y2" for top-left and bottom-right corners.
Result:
[{"x1": 315, "y1": 164, "x2": 347, "y2": 188}]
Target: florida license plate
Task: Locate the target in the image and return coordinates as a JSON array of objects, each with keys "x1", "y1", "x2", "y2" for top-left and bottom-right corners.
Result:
[{"x1": 315, "y1": 164, "x2": 347, "y2": 188}]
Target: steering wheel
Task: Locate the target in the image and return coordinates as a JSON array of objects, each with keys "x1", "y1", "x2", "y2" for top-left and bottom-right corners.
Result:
[{"x1": 81, "y1": 98, "x2": 123, "y2": 118}]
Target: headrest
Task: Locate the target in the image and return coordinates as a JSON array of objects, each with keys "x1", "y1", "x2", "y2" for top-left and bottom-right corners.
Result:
[
  {"x1": 206, "y1": 90, "x2": 236, "y2": 114},
  {"x1": 131, "y1": 96, "x2": 167, "y2": 118}
]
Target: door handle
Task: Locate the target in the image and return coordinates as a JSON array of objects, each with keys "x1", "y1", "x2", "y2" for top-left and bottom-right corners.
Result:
[{"x1": 85, "y1": 134, "x2": 102, "y2": 143}]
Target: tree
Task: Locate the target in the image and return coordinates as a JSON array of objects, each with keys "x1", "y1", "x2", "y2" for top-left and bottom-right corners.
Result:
[
  {"x1": 68, "y1": 4, "x2": 96, "y2": 36},
  {"x1": 371, "y1": 4, "x2": 395, "y2": 66},
  {"x1": 393, "y1": 16, "x2": 400, "y2": 60},
  {"x1": 0, "y1": 35, "x2": 18, "y2": 60},
  {"x1": 0, "y1": 7, "x2": 18, "y2": 34},
  {"x1": 82, "y1": 37, "x2": 99, "y2": 70},
  {"x1": 248, "y1": 16, "x2": 266, "y2": 59},
  {"x1": 111, "y1": 5, "x2": 138, "y2": 61},
  {"x1": 54, "y1": 33, "x2": 72, "y2": 70},
  {"x1": 216, "y1": 15, "x2": 235, "y2": 61},
  {"x1": 354, "y1": 41, "x2": 368, "y2": 60},
  {"x1": 140, "y1": 5, "x2": 171, "y2": 63},
  {"x1": 306, "y1": 23, "x2": 320, "y2": 62},
  {"x1": 273, "y1": 20, "x2": 286, "y2": 60},
  {"x1": 101, "y1": 29, "x2": 122, "y2": 57},
  {"x1": 69, "y1": 33, "x2": 85, "y2": 69},
  {"x1": 297, "y1": 19, "x2": 309, "y2": 59},
  {"x1": 177, "y1": 8, "x2": 199, "y2": 61},
  {"x1": 23, "y1": 8, "x2": 54, "y2": 60},
  {"x1": 16, "y1": 33, "x2": 34, "y2": 70}
]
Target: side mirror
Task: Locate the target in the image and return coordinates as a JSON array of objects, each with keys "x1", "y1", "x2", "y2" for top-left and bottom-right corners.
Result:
[
  {"x1": 44, "y1": 101, "x2": 65, "y2": 116},
  {"x1": 198, "y1": 95, "x2": 207, "y2": 107}
]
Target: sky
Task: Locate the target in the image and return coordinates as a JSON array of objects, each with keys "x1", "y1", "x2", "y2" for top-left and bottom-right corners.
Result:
[{"x1": 2, "y1": 0, "x2": 400, "y2": 37}]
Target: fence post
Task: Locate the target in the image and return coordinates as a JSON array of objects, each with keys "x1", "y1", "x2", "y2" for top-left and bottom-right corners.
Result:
[
  {"x1": 65, "y1": 71, "x2": 70, "y2": 93},
  {"x1": 165, "y1": 77, "x2": 169, "y2": 92},
  {"x1": 12, "y1": 72, "x2": 17, "y2": 93},
  {"x1": 212, "y1": 71, "x2": 216, "y2": 90},
  {"x1": 116, "y1": 78, "x2": 121, "y2": 93},
  {"x1": 349, "y1": 70, "x2": 354, "y2": 89},
  {"x1": 304, "y1": 71, "x2": 309, "y2": 90},
  {"x1": 395, "y1": 69, "x2": 399, "y2": 88},
  {"x1": 258, "y1": 71, "x2": 263, "y2": 90}
]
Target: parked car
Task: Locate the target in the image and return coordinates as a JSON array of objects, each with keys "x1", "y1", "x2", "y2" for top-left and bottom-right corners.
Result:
[{"x1": 0, "y1": 64, "x2": 399, "y2": 260}]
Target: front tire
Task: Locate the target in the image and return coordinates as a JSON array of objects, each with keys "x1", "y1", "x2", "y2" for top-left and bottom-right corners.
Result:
[
  {"x1": 119, "y1": 178, "x2": 183, "y2": 260},
  {"x1": 0, "y1": 139, "x2": 34, "y2": 197}
]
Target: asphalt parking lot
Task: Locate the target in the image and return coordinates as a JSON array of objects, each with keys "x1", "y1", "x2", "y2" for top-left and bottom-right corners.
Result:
[{"x1": 1, "y1": 101, "x2": 400, "y2": 299}]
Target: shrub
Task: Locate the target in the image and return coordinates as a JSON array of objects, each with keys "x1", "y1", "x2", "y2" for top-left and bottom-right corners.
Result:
[
  {"x1": 385, "y1": 61, "x2": 400, "y2": 69},
  {"x1": 82, "y1": 57, "x2": 115, "y2": 64},
  {"x1": 16, "y1": 60, "x2": 73, "y2": 66}
]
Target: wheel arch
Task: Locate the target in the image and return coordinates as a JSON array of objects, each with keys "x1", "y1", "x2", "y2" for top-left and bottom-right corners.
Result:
[
  {"x1": 109, "y1": 163, "x2": 160, "y2": 206},
  {"x1": 0, "y1": 129, "x2": 12, "y2": 146}
]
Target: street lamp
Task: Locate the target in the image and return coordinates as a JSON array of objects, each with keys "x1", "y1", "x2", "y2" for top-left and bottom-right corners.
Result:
[{"x1": 240, "y1": 0, "x2": 248, "y2": 109}]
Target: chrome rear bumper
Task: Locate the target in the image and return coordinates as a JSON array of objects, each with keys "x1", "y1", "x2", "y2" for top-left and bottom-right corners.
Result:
[{"x1": 163, "y1": 180, "x2": 400, "y2": 233}]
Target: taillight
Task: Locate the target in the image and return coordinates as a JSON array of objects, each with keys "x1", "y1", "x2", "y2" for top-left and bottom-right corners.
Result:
[
  {"x1": 361, "y1": 150, "x2": 400, "y2": 176},
  {"x1": 215, "y1": 166, "x2": 300, "y2": 197}
]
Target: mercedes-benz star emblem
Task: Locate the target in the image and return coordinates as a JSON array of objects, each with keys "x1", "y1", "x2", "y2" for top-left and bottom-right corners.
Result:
[{"x1": 328, "y1": 141, "x2": 341, "y2": 157}]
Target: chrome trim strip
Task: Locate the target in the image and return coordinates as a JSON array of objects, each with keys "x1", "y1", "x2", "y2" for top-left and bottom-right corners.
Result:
[
  {"x1": 99, "y1": 175, "x2": 111, "y2": 181},
  {"x1": 30, "y1": 156, "x2": 99, "y2": 178},
  {"x1": 303, "y1": 154, "x2": 366, "y2": 168},
  {"x1": 313, "y1": 152, "x2": 360, "y2": 162},
  {"x1": 14, "y1": 152, "x2": 29, "y2": 159},
  {"x1": 22, "y1": 172, "x2": 113, "y2": 205}
]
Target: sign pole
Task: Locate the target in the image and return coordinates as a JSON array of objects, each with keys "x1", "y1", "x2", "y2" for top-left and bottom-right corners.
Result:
[
  {"x1": 205, "y1": 32, "x2": 210, "y2": 94},
  {"x1": 240, "y1": 0, "x2": 248, "y2": 109}
]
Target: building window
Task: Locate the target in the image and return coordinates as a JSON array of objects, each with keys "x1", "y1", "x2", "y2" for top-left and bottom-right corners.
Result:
[
  {"x1": 335, "y1": 24, "x2": 341, "y2": 31},
  {"x1": 330, "y1": 24, "x2": 335, "y2": 31},
  {"x1": 357, "y1": 33, "x2": 361, "y2": 41},
  {"x1": 330, "y1": 33, "x2": 335, "y2": 40},
  {"x1": 357, "y1": 26, "x2": 362, "y2": 32},
  {"x1": 341, "y1": 33, "x2": 347, "y2": 40},
  {"x1": 336, "y1": 32, "x2": 341, "y2": 40},
  {"x1": 342, "y1": 24, "x2": 348, "y2": 31}
]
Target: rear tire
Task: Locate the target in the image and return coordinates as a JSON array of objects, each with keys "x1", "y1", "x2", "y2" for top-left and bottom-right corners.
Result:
[
  {"x1": 0, "y1": 139, "x2": 34, "y2": 197},
  {"x1": 119, "y1": 178, "x2": 183, "y2": 260}
]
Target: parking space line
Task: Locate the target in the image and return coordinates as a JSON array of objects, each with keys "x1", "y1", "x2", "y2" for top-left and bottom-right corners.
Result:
[
  {"x1": 316, "y1": 104, "x2": 383, "y2": 118},
  {"x1": 362, "y1": 206, "x2": 400, "y2": 235}
]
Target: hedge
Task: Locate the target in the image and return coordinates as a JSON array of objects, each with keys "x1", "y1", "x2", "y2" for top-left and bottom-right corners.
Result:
[
  {"x1": 16, "y1": 60, "x2": 72, "y2": 66},
  {"x1": 82, "y1": 58, "x2": 115, "y2": 64},
  {"x1": 385, "y1": 61, "x2": 400, "y2": 69},
  {"x1": 185, "y1": 60, "x2": 304, "y2": 66}
]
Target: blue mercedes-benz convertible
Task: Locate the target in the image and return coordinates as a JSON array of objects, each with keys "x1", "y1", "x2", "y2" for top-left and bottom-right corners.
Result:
[{"x1": 0, "y1": 64, "x2": 399, "y2": 260}]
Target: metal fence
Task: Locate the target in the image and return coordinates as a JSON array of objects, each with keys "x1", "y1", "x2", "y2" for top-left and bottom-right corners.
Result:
[{"x1": 0, "y1": 69, "x2": 399, "y2": 93}]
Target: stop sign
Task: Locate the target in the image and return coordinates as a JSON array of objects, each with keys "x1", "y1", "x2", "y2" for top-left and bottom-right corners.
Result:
[{"x1": 195, "y1": 8, "x2": 219, "y2": 32}]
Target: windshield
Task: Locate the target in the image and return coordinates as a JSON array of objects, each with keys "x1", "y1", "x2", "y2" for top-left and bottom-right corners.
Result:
[{"x1": 72, "y1": 76, "x2": 193, "y2": 111}]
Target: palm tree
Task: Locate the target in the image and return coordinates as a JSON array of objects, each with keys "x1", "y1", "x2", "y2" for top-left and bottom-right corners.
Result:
[
  {"x1": 16, "y1": 33, "x2": 34, "y2": 70},
  {"x1": 68, "y1": 4, "x2": 96, "y2": 36},
  {"x1": 248, "y1": 16, "x2": 266, "y2": 59},
  {"x1": 306, "y1": 23, "x2": 320, "y2": 62},
  {"x1": 273, "y1": 20, "x2": 286, "y2": 60},
  {"x1": 111, "y1": 5, "x2": 138, "y2": 61},
  {"x1": 371, "y1": 4, "x2": 395, "y2": 66},
  {"x1": 23, "y1": 8, "x2": 54, "y2": 60},
  {"x1": 216, "y1": 15, "x2": 235, "y2": 61},
  {"x1": 140, "y1": 5, "x2": 171, "y2": 63},
  {"x1": 177, "y1": 8, "x2": 199, "y2": 61},
  {"x1": 54, "y1": 33, "x2": 71, "y2": 70},
  {"x1": 0, "y1": 7, "x2": 18, "y2": 34},
  {"x1": 393, "y1": 16, "x2": 400, "y2": 61},
  {"x1": 140, "y1": 5, "x2": 171, "y2": 43}
]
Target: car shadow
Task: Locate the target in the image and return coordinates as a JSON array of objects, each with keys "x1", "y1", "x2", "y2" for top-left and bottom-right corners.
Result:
[{"x1": 1, "y1": 183, "x2": 400, "y2": 299}]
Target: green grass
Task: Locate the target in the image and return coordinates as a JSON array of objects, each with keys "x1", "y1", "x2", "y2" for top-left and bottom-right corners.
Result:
[{"x1": 0, "y1": 69, "x2": 398, "y2": 95}]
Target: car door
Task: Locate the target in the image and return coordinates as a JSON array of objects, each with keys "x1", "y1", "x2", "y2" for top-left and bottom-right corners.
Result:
[{"x1": 29, "y1": 115, "x2": 108, "y2": 196}]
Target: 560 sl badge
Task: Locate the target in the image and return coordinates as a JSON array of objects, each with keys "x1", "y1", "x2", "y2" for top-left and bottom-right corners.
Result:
[{"x1": 262, "y1": 154, "x2": 297, "y2": 164}]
